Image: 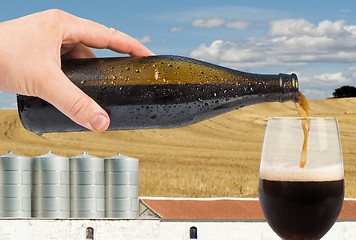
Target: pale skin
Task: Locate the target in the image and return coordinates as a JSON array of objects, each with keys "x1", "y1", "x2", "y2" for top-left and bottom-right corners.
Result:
[{"x1": 0, "y1": 9, "x2": 153, "y2": 132}]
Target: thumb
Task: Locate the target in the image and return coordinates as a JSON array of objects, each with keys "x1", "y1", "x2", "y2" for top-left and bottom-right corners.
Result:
[{"x1": 39, "y1": 68, "x2": 110, "y2": 132}]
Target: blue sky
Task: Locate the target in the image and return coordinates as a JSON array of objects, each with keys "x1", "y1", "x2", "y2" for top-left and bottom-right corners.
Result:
[{"x1": 1, "y1": 0, "x2": 356, "y2": 109}]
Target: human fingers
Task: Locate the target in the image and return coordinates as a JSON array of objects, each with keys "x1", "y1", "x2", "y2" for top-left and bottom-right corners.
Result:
[
  {"x1": 39, "y1": 65, "x2": 110, "y2": 132},
  {"x1": 58, "y1": 10, "x2": 153, "y2": 56},
  {"x1": 61, "y1": 43, "x2": 96, "y2": 59}
]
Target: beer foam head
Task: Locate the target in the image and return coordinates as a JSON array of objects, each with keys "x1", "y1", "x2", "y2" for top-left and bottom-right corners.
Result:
[{"x1": 259, "y1": 163, "x2": 344, "y2": 181}]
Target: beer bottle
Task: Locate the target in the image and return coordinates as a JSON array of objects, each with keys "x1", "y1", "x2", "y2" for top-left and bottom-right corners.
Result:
[{"x1": 17, "y1": 55, "x2": 299, "y2": 134}]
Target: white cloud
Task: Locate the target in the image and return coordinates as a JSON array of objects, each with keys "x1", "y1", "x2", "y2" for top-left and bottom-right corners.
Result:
[
  {"x1": 299, "y1": 70, "x2": 356, "y2": 99},
  {"x1": 346, "y1": 66, "x2": 356, "y2": 71},
  {"x1": 192, "y1": 17, "x2": 225, "y2": 28},
  {"x1": 225, "y1": 20, "x2": 250, "y2": 29},
  {"x1": 191, "y1": 18, "x2": 251, "y2": 30},
  {"x1": 137, "y1": 35, "x2": 152, "y2": 43},
  {"x1": 268, "y1": 19, "x2": 348, "y2": 37},
  {"x1": 314, "y1": 72, "x2": 351, "y2": 85},
  {"x1": 189, "y1": 18, "x2": 356, "y2": 99},
  {"x1": 339, "y1": 9, "x2": 352, "y2": 13},
  {"x1": 190, "y1": 19, "x2": 356, "y2": 69},
  {"x1": 169, "y1": 27, "x2": 183, "y2": 32}
]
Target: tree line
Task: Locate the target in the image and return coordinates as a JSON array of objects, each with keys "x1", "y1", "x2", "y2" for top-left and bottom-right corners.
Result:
[{"x1": 332, "y1": 86, "x2": 356, "y2": 98}]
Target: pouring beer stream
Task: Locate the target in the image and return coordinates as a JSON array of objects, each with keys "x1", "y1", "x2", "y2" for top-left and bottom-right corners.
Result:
[{"x1": 295, "y1": 91, "x2": 311, "y2": 168}]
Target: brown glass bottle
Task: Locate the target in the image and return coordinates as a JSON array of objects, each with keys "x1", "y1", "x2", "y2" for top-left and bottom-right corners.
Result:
[{"x1": 17, "y1": 55, "x2": 299, "y2": 134}]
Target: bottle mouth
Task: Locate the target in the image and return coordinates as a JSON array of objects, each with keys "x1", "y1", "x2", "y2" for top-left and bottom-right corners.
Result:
[
  {"x1": 279, "y1": 73, "x2": 299, "y2": 103},
  {"x1": 291, "y1": 73, "x2": 299, "y2": 90}
]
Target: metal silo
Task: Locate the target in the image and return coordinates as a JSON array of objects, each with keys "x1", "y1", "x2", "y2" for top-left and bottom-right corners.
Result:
[
  {"x1": 32, "y1": 151, "x2": 70, "y2": 218},
  {"x1": 70, "y1": 152, "x2": 105, "y2": 218},
  {"x1": 105, "y1": 153, "x2": 139, "y2": 218},
  {"x1": 0, "y1": 151, "x2": 31, "y2": 217}
]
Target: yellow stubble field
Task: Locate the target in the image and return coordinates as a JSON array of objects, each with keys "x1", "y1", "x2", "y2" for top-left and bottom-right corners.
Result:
[{"x1": 0, "y1": 97, "x2": 355, "y2": 198}]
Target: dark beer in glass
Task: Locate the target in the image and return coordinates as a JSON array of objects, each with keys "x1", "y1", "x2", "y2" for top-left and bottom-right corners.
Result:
[{"x1": 259, "y1": 117, "x2": 344, "y2": 240}]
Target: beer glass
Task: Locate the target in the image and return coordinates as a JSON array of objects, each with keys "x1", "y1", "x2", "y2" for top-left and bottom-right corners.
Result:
[{"x1": 259, "y1": 117, "x2": 344, "y2": 240}]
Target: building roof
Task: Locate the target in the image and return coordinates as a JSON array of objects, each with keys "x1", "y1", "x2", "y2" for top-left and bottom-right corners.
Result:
[{"x1": 140, "y1": 197, "x2": 356, "y2": 220}]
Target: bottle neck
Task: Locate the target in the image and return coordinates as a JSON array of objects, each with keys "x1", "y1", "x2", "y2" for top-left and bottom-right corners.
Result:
[{"x1": 226, "y1": 70, "x2": 299, "y2": 103}]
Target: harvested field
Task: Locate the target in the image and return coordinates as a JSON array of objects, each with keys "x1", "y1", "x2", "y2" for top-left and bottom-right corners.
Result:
[{"x1": 0, "y1": 97, "x2": 355, "y2": 198}]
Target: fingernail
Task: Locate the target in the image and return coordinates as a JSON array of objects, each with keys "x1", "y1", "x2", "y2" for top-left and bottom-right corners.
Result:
[{"x1": 90, "y1": 114, "x2": 108, "y2": 131}]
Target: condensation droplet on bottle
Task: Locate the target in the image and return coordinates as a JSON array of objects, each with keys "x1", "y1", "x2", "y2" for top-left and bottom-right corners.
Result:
[
  {"x1": 135, "y1": 69, "x2": 141, "y2": 73},
  {"x1": 108, "y1": 74, "x2": 117, "y2": 80},
  {"x1": 163, "y1": 78, "x2": 167, "y2": 83},
  {"x1": 155, "y1": 71, "x2": 159, "y2": 80},
  {"x1": 80, "y1": 80, "x2": 86, "y2": 85}
]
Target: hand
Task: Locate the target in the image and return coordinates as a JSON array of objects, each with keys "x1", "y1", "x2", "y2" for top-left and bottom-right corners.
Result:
[{"x1": 0, "y1": 9, "x2": 153, "y2": 132}]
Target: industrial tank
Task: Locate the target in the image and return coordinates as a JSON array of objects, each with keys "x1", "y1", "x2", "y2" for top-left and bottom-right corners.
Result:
[
  {"x1": 70, "y1": 152, "x2": 105, "y2": 218},
  {"x1": 105, "y1": 153, "x2": 139, "y2": 218},
  {"x1": 0, "y1": 151, "x2": 31, "y2": 217},
  {"x1": 31, "y1": 151, "x2": 70, "y2": 218}
]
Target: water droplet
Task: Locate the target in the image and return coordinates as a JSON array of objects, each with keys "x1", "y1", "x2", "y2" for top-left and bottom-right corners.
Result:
[
  {"x1": 126, "y1": 67, "x2": 130, "y2": 70},
  {"x1": 135, "y1": 69, "x2": 141, "y2": 73},
  {"x1": 155, "y1": 71, "x2": 159, "y2": 80},
  {"x1": 80, "y1": 80, "x2": 86, "y2": 85},
  {"x1": 108, "y1": 74, "x2": 117, "y2": 80}
]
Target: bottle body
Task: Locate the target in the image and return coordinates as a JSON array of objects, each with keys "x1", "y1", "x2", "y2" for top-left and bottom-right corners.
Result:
[{"x1": 17, "y1": 55, "x2": 299, "y2": 134}]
